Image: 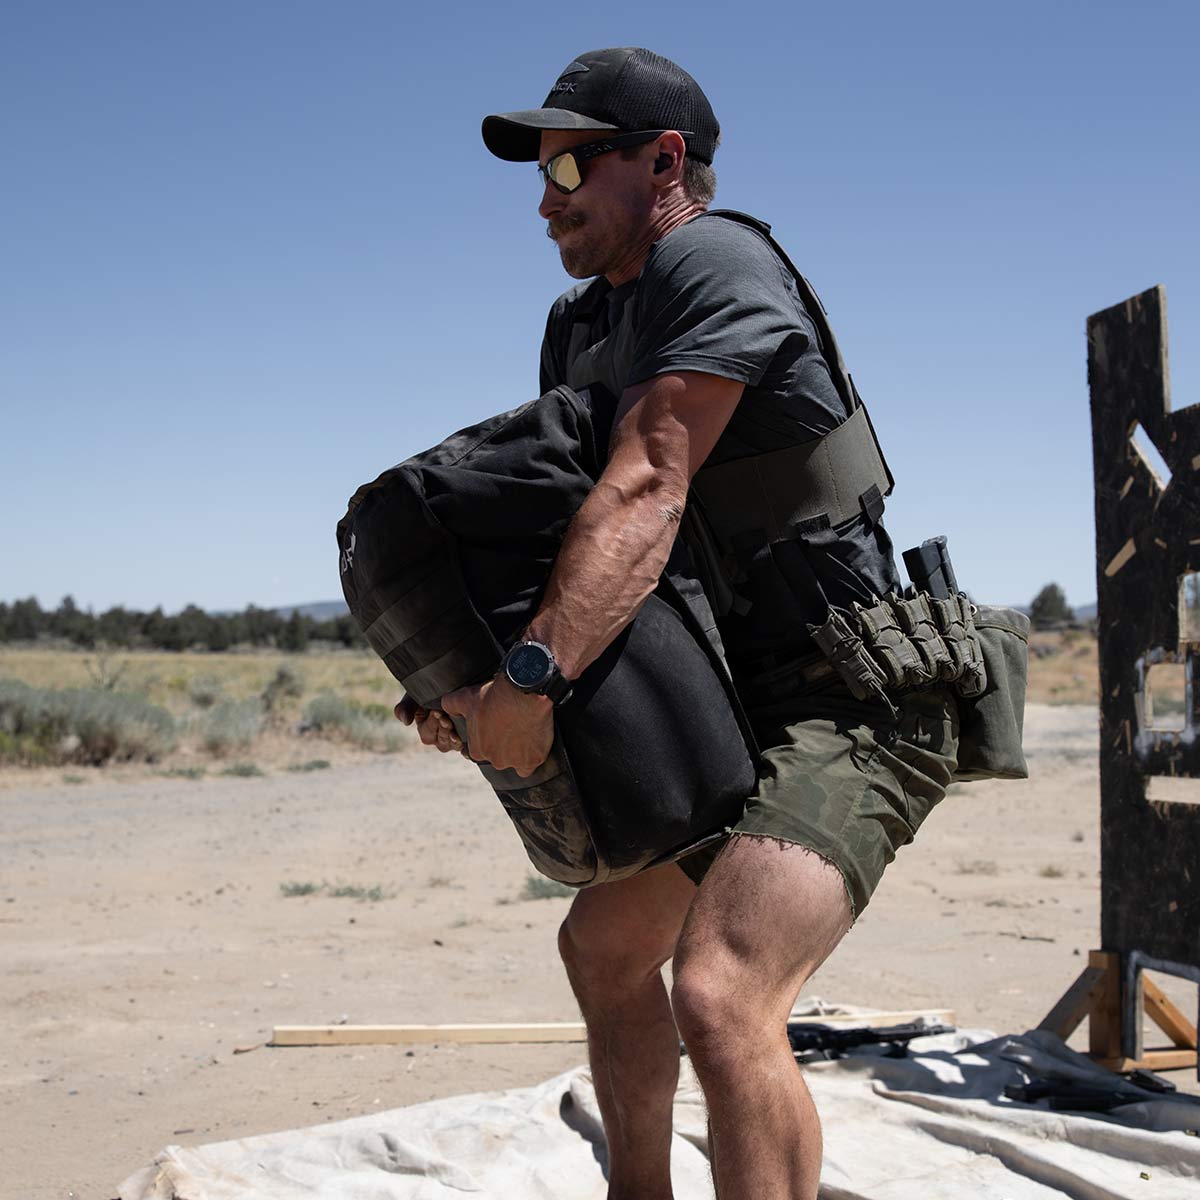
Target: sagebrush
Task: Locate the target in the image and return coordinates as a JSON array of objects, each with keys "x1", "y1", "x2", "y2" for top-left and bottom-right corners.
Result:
[
  {"x1": 303, "y1": 692, "x2": 410, "y2": 752},
  {"x1": 198, "y1": 698, "x2": 264, "y2": 756},
  {"x1": 0, "y1": 678, "x2": 176, "y2": 765}
]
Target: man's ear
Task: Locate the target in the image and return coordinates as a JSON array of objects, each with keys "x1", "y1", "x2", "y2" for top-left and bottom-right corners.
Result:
[{"x1": 650, "y1": 132, "x2": 687, "y2": 185}]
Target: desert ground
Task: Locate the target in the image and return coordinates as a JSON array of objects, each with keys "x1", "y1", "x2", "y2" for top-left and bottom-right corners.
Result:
[{"x1": 2, "y1": 637, "x2": 1197, "y2": 1199}]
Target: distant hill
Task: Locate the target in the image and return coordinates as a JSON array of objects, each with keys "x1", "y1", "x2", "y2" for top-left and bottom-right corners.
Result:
[
  {"x1": 273, "y1": 600, "x2": 349, "y2": 621},
  {"x1": 996, "y1": 601, "x2": 1096, "y2": 620}
]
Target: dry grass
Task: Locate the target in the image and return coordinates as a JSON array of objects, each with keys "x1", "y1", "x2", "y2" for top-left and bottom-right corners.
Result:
[
  {"x1": 0, "y1": 646, "x2": 396, "y2": 710},
  {"x1": 1025, "y1": 627, "x2": 1189, "y2": 710},
  {"x1": 1025, "y1": 630, "x2": 1099, "y2": 705},
  {"x1": 0, "y1": 646, "x2": 411, "y2": 771}
]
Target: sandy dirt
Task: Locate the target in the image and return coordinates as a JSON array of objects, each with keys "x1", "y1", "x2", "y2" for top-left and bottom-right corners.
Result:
[{"x1": 2, "y1": 703, "x2": 1197, "y2": 1199}]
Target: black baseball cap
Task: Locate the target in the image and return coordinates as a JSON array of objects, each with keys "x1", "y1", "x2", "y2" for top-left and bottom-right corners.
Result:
[{"x1": 482, "y1": 47, "x2": 720, "y2": 166}]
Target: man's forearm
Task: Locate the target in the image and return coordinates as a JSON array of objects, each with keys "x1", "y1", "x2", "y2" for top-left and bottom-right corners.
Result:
[
  {"x1": 522, "y1": 371, "x2": 744, "y2": 684},
  {"x1": 525, "y1": 472, "x2": 685, "y2": 681}
]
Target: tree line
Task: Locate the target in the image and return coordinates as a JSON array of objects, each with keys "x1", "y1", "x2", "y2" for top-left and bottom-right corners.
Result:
[{"x1": 0, "y1": 595, "x2": 363, "y2": 652}]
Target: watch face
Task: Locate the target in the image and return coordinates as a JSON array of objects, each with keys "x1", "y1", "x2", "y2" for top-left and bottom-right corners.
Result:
[{"x1": 507, "y1": 643, "x2": 552, "y2": 690}]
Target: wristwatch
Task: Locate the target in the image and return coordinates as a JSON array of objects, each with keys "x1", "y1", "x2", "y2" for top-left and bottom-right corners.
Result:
[{"x1": 502, "y1": 640, "x2": 573, "y2": 705}]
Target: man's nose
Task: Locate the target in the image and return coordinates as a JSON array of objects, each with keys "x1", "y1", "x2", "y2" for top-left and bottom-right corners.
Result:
[{"x1": 538, "y1": 177, "x2": 566, "y2": 220}]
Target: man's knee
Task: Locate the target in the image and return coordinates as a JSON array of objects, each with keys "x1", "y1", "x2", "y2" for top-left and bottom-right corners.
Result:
[
  {"x1": 557, "y1": 870, "x2": 693, "y2": 1000},
  {"x1": 558, "y1": 909, "x2": 669, "y2": 1000},
  {"x1": 670, "y1": 952, "x2": 760, "y2": 1073}
]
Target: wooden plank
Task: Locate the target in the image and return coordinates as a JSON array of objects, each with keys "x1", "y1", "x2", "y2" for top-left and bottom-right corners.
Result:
[
  {"x1": 1038, "y1": 966, "x2": 1105, "y2": 1039},
  {"x1": 1143, "y1": 977, "x2": 1199, "y2": 1049},
  {"x1": 1094, "y1": 1049, "x2": 1198, "y2": 1073},
  {"x1": 1087, "y1": 951, "x2": 1123, "y2": 1061},
  {"x1": 271, "y1": 1009, "x2": 956, "y2": 1048},
  {"x1": 1103, "y1": 538, "x2": 1137, "y2": 577},
  {"x1": 1088, "y1": 285, "x2": 1200, "y2": 971},
  {"x1": 271, "y1": 1023, "x2": 587, "y2": 1047}
]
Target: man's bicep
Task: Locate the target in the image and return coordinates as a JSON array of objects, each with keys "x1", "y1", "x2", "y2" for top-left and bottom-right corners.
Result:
[{"x1": 611, "y1": 370, "x2": 744, "y2": 485}]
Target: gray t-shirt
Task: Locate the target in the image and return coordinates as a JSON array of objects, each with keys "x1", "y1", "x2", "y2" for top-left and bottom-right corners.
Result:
[{"x1": 538, "y1": 211, "x2": 900, "y2": 667}]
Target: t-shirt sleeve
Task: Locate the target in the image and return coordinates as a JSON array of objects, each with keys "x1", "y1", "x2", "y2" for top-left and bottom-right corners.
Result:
[{"x1": 628, "y1": 221, "x2": 811, "y2": 388}]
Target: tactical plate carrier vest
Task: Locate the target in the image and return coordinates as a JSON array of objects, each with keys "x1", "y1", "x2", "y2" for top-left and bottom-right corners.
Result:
[{"x1": 667, "y1": 214, "x2": 1029, "y2": 781}]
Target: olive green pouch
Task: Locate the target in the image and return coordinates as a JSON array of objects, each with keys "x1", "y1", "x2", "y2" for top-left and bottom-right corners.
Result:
[{"x1": 954, "y1": 605, "x2": 1031, "y2": 781}]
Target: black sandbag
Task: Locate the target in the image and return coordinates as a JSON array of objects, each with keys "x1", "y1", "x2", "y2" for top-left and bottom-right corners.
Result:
[{"x1": 337, "y1": 386, "x2": 757, "y2": 886}]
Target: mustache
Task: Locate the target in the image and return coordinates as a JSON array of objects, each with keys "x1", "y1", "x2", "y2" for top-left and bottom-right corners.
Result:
[{"x1": 546, "y1": 212, "x2": 586, "y2": 242}]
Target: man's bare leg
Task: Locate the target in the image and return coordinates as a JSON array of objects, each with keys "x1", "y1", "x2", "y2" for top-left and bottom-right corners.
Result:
[
  {"x1": 558, "y1": 863, "x2": 697, "y2": 1200},
  {"x1": 671, "y1": 836, "x2": 854, "y2": 1200}
]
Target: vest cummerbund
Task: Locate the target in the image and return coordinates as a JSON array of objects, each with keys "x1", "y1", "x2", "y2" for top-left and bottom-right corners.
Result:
[{"x1": 337, "y1": 386, "x2": 757, "y2": 887}]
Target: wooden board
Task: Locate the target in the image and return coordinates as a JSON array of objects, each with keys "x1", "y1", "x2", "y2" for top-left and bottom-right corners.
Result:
[
  {"x1": 271, "y1": 1023, "x2": 587, "y2": 1047},
  {"x1": 1087, "y1": 285, "x2": 1200, "y2": 968},
  {"x1": 271, "y1": 1009, "x2": 956, "y2": 1048},
  {"x1": 1094, "y1": 1049, "x2": 1198, "y2": 1073},
  {"x1": 1038, "y1": 965, "x2": 1105, "y2": 1039},
  {"x1": 1087, "y1": 950, "x2": 1123, "y2": 1061},
  {"x1": 1143, "y1": 976, "x2": 1199, "y2": 1049}
]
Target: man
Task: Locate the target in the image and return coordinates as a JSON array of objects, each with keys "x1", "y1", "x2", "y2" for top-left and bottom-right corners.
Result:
[{"x1": 398, "y1": 48, "x2": 958, "y2": 1200}]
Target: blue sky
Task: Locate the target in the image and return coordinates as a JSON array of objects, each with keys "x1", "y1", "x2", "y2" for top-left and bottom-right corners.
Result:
[{"x1": 2, "y1": 0, "x2": 1197, "y2": 615}]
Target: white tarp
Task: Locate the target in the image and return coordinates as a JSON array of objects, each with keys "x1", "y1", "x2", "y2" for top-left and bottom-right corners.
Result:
[{"x1": 119, "y1": 1029, "x2": 1200, "y2": 1199}]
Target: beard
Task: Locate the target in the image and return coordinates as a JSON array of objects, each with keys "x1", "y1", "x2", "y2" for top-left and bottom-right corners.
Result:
[{"x1": 546, "y1": 211, "x2": 607, "y2": 278}]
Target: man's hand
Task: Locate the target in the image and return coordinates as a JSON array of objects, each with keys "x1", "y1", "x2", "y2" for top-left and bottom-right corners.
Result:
[
  {"x1": 393, "y1": 694, "x2": 463, "y2": 754},
  {"x1": 441, "y1": 676, "x2": 553, "y2": 777}
]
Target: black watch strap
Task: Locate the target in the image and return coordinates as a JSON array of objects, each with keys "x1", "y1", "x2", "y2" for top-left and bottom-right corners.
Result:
[{"x1": 541, "y1": 670, "x2": 573, "y2": 706}]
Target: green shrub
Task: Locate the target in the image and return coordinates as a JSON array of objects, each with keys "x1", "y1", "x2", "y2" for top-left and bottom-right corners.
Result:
[
  {"x1": 303, "y1": 692, "x2": 410, "y2": 752},
  {"x1": 280, "y1": 880, "x2": 321, "y2": 897},
  {"x1": 279, "y1": 879, "x2": 389, "y2": 900},
  {"x1": 0, "y1": 728, "x2": 56, "y2": 766},
  {"x1": 262, "y1": 664, "x2": 304, "y2": 712},
  {"x1": 199, "y1": 699, "x2": 264, "y2": 756},
  {"x1": 220, "y1": 762, "x2": 264, "y2": 778},
  {"x1": 327, "y1": 882, "x2": 388, "y2": 901},
  {"x1": 162, "y1": 766, "x2": 207, "y2": 780},
  {"x1": 0, "y1": 678, "x2": 177, "y2": 765},
  {"x1": 520, "y1": 873, "x2": 576, "y2": 900},
  {"x1": 84, "y1": 653, "x2": 130, "y2": 692},
  {"x1": 287, "y1": 758, "x2": 331, "y2": 772},
  {"x1": 188, "y1": 675, "x2": 224, "y2": 709}
]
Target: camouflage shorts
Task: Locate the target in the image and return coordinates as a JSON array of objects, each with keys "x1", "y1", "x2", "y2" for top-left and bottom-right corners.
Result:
[{"x1": 677, "y1": 677, "x2": 960, "y2": 917}]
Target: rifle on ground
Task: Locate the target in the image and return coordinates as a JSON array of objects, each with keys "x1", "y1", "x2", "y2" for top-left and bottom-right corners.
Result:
[
  {"x1": 1005, "y1": 1069, "x2": 1181, "y2": 1113},
  {"x1": 786, "y1": 1021, "x2": 955, "y2": 1061}
]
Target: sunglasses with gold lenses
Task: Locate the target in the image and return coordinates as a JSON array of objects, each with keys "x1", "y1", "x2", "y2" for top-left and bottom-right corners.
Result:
[{"x1": 538, "y1": 130, "x2": 690, "y2": 194}]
